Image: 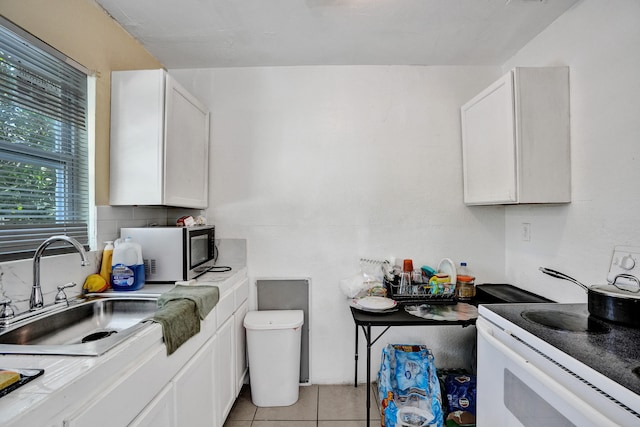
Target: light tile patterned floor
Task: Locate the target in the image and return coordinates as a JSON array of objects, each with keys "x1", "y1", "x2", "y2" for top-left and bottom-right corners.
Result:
[{"x1": 224, "y1": 384, "x2": 381, "y2": 427}]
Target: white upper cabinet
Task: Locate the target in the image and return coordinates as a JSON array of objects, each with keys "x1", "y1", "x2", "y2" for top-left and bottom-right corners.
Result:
[
  {"x1": 110, "y1": 69, "x2": 210, "y2": 208},
  {"x1": 461, "y1": 67, "x2": 570, "y2": 205}
]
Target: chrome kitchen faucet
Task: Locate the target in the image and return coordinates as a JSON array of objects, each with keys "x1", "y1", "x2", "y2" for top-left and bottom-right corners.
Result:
[{"x1": 31, "y1": 236, "x2": 90, "y2": 311}]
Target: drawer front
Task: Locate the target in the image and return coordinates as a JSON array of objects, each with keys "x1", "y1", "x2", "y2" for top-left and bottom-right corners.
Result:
[
  {"x1": 217, "y1": 289, "x2": 235, "y2": 324},
  {"x1": 234, "y1": 277, "x2": 249, "y2": 309}
]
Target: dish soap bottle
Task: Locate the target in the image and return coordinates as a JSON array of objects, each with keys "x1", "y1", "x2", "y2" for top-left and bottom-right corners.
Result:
[
  {"x1": 99, "y1": 241, "x2": 114, "y2": 285},
  {"x1": 111, "y1": 237, "x2": 145, "y2": 291}
]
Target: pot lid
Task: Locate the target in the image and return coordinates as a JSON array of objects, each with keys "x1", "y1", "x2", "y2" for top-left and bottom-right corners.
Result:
[{"x1": 590, "y1": 284, "x2": 640, "y2": 299}]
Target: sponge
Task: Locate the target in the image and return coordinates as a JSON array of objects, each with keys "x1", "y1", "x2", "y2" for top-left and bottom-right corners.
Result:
[{"x1": 0, "y1": 370, "x2": 20, "y2": 390}]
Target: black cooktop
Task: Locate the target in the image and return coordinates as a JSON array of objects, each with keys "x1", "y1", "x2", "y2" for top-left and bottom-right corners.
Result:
[
  {"x1": 484, "y1": 303, "x2": 640, "y2": 397},
  {"x1": 475, "y1": 283, "x2": 554, "y2": 304}
]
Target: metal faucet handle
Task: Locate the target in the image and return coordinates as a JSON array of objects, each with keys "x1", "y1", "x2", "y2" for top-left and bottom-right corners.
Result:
[
  {"x1": 0, "y1": 297, "x2": 15, "y2": 322},
  {"x1": 55, "y1": 282, "x2": 77, "y2": 305}
]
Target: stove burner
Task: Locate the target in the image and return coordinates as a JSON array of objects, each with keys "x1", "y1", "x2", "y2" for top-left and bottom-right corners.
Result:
[{"x1": 521, "y1": 309, "x2": 611, "y2": 333}]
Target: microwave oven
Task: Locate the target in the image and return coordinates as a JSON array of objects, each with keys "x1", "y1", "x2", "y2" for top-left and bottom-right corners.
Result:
[{"x1": 120, "y1": 225, "x2": 215, "y2": 283}]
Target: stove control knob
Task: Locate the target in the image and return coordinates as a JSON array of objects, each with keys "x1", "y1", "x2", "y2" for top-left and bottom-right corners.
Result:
[{"x1": 620, "y1": 255, "x2": 636, "y2": 270}]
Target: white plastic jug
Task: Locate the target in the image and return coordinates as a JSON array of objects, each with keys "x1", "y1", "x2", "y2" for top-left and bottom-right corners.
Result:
[{"x1": 111, "y1": 237, "x2": 145, "y2": 291}]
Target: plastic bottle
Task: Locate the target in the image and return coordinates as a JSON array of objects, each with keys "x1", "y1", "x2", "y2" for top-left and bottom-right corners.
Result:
[
  {"x1": 458, "y1": 262, "x2": 470, "y2": 277},
  {"x1": 111, "y1": 237, "x2": 145, "y2": 291},
  {"x1": 99, "y1": 241, "x2": 114, "y2": 285},
  {"x1": 456, "y1": 262, "x2": 476, "y2": 300}
]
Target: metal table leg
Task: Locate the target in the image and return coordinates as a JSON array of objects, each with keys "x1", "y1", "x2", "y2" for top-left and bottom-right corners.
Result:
[
  {"x1": 355, "y1": 323, "x2": 359, "y2": 387},
  {"x1": 361, "y1": 324, "x2": 390, "y2": 427},
  {"x1": 366, "y1": 324, "x2": 371, "y2": 427}
]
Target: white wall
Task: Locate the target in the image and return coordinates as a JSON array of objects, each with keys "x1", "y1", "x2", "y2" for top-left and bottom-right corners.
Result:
[
  {"x1": 171, "y1": 0, "x2": 640, "y2": 384},
  {"x1": 501, "y1": 0, "x2": 640, "y2": 301},
  {"x1": 172, "y1": 66, "x2": 504, "y2": 383}
]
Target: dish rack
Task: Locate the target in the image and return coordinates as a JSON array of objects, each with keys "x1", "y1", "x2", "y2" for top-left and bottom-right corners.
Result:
[{"x1": 384, "y1": 276, "x2": 456, "y2": 305}]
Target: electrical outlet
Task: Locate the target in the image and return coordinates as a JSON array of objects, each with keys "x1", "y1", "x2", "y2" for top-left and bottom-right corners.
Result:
[
  {"x1": 521, "y1": 223, "x2": 531, "y2": 241},
  {"x1": 608, "y1": 246, "x2": 640, "y2": 287}
]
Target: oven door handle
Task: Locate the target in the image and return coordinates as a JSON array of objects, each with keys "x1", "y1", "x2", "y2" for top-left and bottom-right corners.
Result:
[{"x1": 476, "y1": 317, "x2": 618, "y2": 427}]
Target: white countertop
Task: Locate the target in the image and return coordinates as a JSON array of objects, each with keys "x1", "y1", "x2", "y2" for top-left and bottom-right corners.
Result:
[
  {"x1": 0, "y1": 266, "x2": 247, "y2": 427},
  {"x1": 196, "y1": 265, "x2": 247, "y2": 293}
]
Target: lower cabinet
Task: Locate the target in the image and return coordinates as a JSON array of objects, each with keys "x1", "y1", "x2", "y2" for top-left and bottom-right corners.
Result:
[
  {"x1": 214, "y1": 277, "x2": 249, "y2": 427},
  {"x1": 174, "y1": 336, "x2": 216, "y2": 427},
  {"x1": 64, "y1": 336, "x2": 217, "y2": 427},
  {"x1": 63, "y1": 345, "x2": 168, "y2": 427},
  {"x1": 61, "y1": 275, "x2": 249, "y2": 427},
  {"x1": 215, "y1": 316, "x2": 236, "y2": 427},
  {"x1": 234, "y1": 299, "x2": 248, "y2": 392},
  {"x1": 129, "y1": 384, "x2": 175, "y2": 427}
]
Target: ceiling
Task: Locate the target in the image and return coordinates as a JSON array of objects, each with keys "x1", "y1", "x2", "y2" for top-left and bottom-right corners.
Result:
[{"x1": 95, "y1": 0, "x2": 580, "y2": 69}]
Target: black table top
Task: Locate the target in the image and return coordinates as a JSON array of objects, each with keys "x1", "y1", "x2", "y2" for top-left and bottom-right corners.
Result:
[
  {"x1": 350, "y1": 283, "x2": 547, "y2": 328},
  {"x1": 350, "y1": 304, "x2": 476, "y2": 327}
]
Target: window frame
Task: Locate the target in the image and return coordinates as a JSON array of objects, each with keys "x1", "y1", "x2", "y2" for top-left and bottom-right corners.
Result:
[{"x1": 0, "y1": 17, "x2": 93, "y2": 261}]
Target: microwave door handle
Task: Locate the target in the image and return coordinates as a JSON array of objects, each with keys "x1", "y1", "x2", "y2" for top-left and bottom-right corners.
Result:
[{"x1": 476, "y1": 318, "x2": 618, "y2": 427}]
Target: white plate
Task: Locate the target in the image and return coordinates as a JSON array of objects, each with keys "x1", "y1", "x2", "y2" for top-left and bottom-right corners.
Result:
[
  {"x1": 437, "y1": 258, "x2": 457, "y2": 284},
  {"x1": 350, "y1": 299, "x2": 398, "y2": 314},
  {"x1": 354, "y1": 296, "x2": 397, "y2": 310}
]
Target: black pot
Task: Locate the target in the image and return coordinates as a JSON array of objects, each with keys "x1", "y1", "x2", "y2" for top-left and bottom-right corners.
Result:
[
  {"x1": 540, "y1": 267, "x2": 640, "y2": 328},
  {"x1": 587, "y1": 285, "x2": 640, "y2": 328}
]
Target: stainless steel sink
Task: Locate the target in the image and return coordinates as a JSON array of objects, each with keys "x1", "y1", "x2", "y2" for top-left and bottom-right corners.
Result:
[{"x1": 0, "y1": 296, "x2": 158, "y2": 356}]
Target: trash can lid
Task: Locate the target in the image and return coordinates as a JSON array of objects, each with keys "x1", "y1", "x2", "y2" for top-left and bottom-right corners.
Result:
[{"x1": 243, "y1": 310, "x2": 304, "y2": 330}]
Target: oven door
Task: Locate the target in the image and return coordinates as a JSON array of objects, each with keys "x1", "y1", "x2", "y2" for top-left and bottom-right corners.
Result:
[{"x1": 476, "y1": 317, "x2": 637, "y2": 427}]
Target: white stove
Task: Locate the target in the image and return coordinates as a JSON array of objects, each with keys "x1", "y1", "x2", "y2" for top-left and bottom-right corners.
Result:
[{"x1": 477, "y1": 302, "x2": 640, "y2": 426}]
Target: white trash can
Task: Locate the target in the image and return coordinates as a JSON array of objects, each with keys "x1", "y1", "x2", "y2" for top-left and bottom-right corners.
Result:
[{"x1": 244, "y1": 310, "x2": 304, "y2": 407}]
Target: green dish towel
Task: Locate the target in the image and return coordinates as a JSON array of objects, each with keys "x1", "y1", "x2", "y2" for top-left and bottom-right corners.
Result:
[
  {"x1": 157, "y1": 285, "x2": 220, "y2": 320},
  {"x1": 150, "y1": 299, "x2": 200, "y2": 355}
]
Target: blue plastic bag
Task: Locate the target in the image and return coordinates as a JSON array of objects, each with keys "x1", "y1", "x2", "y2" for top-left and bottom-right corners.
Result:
[
  {"x1": 378, "y1": 344, "x2": 444, "y2": 427},
  {"x1": 445, "y1": 373, "x2": 477, "y2": 415}
]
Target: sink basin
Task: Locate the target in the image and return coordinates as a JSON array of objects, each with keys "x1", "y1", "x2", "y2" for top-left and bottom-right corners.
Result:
[{"x1": 0, "y1": 296, "x2": 159, "y2": 356}]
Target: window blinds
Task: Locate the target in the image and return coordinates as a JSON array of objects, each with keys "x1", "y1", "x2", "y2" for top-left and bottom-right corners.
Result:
[{"x1": 0, "y1": 18, "x2": 89, "y2": 260}]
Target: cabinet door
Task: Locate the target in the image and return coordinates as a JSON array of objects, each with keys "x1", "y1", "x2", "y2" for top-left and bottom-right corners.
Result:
[
  {"x1": 461, "y1": 72, "x2": 518, "y2": 205},
  {"x1": 512, "y1": 67, "x2": 571, "y2": 204},
  {"x1": 110, "y1": 69, "x2": 165, "y2": 206},
  {"x1": 234, "y1": 300, "x2": 249, "y2": 395},
  {"x1": 164, "y1": 75, "x2": 210, "y2": 208},
  {"x1": 174, "y1": 336, "x2": 216, "y2": 427},
  {"x1": 129, "y1": 383, "x2": 175, "y2": 427},
  {"x1": 215, "y1": 316, "x2": 236, "y2": 426}
]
